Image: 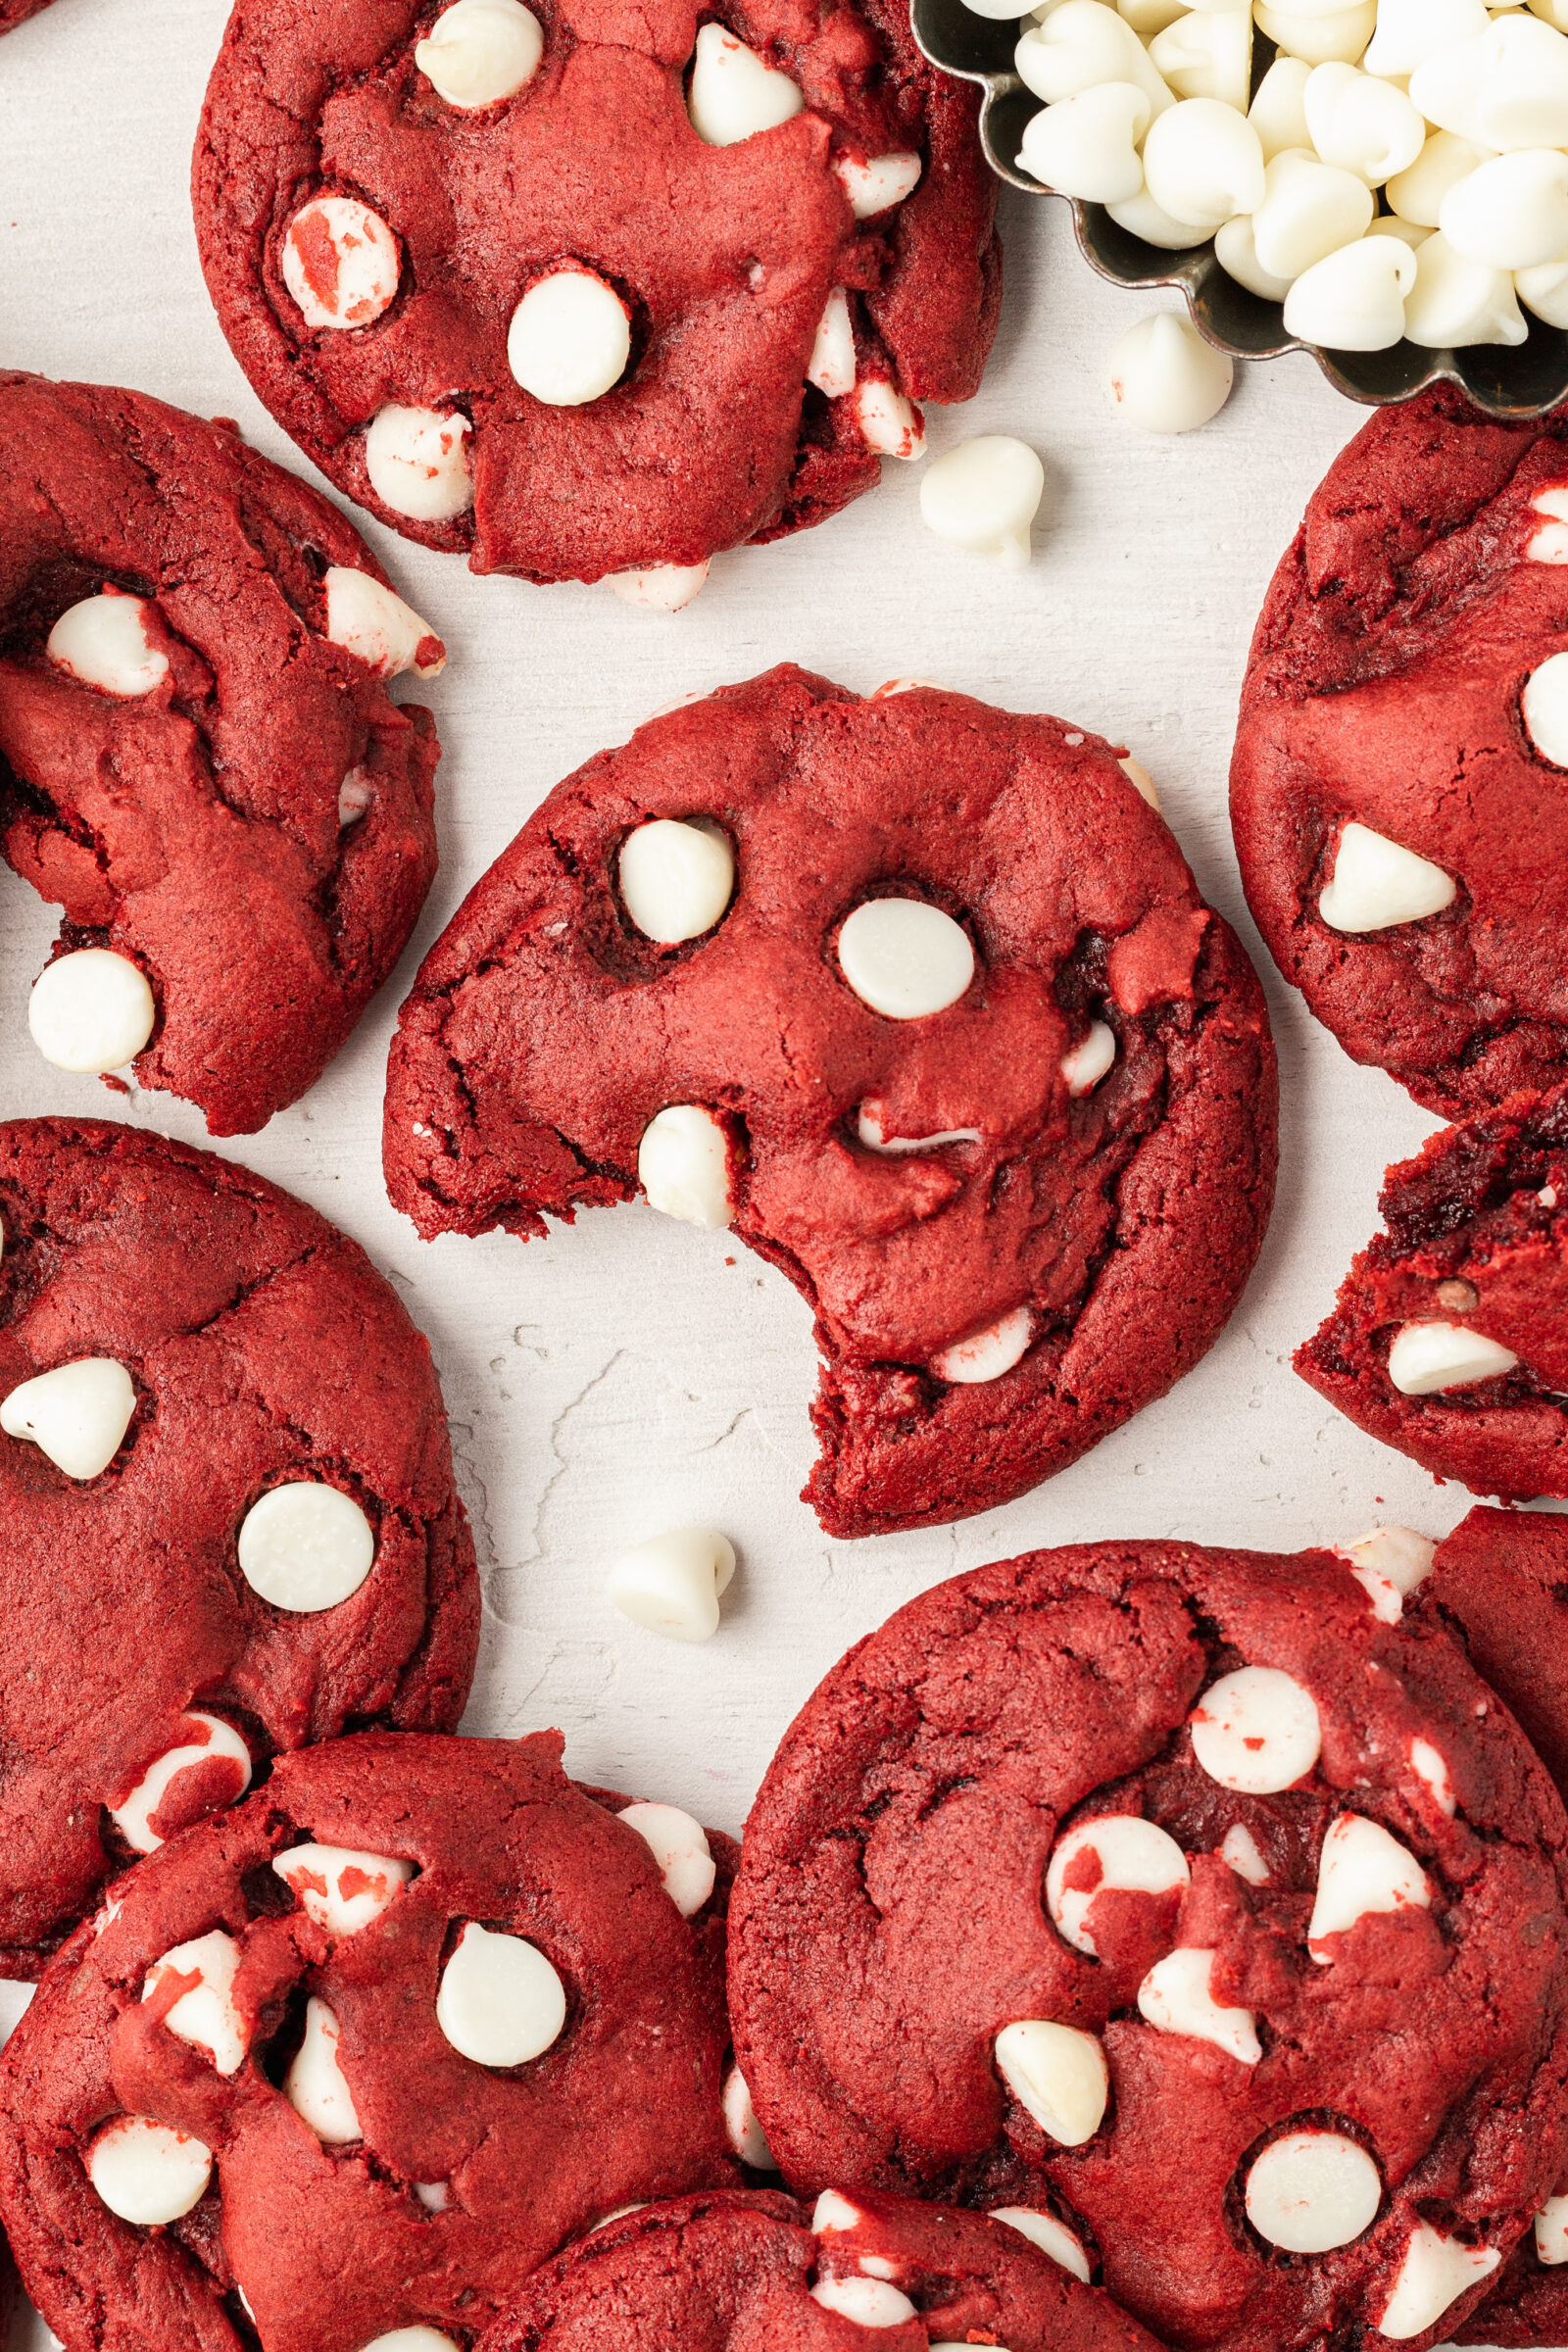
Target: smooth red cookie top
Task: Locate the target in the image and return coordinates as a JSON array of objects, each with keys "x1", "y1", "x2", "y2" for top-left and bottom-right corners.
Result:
[
  {"x1": 477, "y1": 2185, "x2": 1167, "y2": 2352},
  {"x1": 728, "y1": 1539, "x2": 1568, "y2": 2352},
  {"x1": 1231, "y1": 386, "x2": 1568, "y2": 1120},
  {"x1": 382, "y1": 666, "x2": 1277, "y2": 1538},
  {"x1": 0, "y1": 1119, "x2": 477, "y2": 1975},
  {"x1": 0, "y1": 1732, "x2": 739, "y2": 2352},
  {"x1": 193, "y1": 0, "x2": 1000, "y2": 580},
  {"x1": 0, "y1": 372, "x2": 443, "y2": 1134}
]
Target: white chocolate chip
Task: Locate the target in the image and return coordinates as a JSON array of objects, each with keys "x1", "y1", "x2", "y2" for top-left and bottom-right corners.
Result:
[
  {"x1": 1530, "y1": 485, "x2": 1568, "y2": 564},
  {"x1": 1213, "y1": 216, "x2": 1295, "y2": 305},
  {"x1": 1524, "y1": 652, "x2": 1568, "y2": 766},
  {"x1": 1377, "y1": 2223, "x2": 1500, "y2": 2339},
  {"x1": 1307, "y1": 1813, "x2": 1431, "y2": 1957},
  {"x1": 1190, "y1": 1666, "x2": 1321, "y2": 1794},
  {"x1": 1061, "y1": 1021, "x2": 1116, "y2": 1097},
  {"x1": 857, "y1": 1105, "x2": 983, "y2": 1153},
  {"x1": 618, "y1": 818, "x2": 733, "y2": 944},
  {"x1": 323, "y1": 564, "x2": 444, "y2": 678},
  {"x1": 1249, "y1": 54, "x2": 1313, "y2": 160},
  {"x1": 1014, "y1": 1, "x2": 1174, "y2": 117},
  {"x1": 606, "y1": 563, "x2": 710, "y2": 612},
  {"x1": 271, "y1": 1843, "x2": 415, "y2": 1936},
  {"x1": 1137, "y1": 1947, "x2": 1261, "y2": 2065},
  {"x1": 285, "y1": 1996, "x2": 363, "y2": 2143},
  {"x1": 834, "y1": 151, "x2": 922, "y2": 218},
  {"x1": 1411, "y1": 16, "x2": 1568, "y2": 150},
  {"x1": 1220, "y1": 1823, "x2": 1269, "y2": 1886},
  {"x1": 1046, "y1": 1814, "x2": 1190, "y2": 1956},
  {"x1": 637, "y1": 1104, "x2": 734, "y2": 1228},
  {"x1": 1304, "y1": 64, "x2": 1426, "y2": 184},
  {"x1": 807, "y1": 287, "x2": 857, "y2": 398},
  {"x1": 415, "y1": 0, "x2": 544, "y2": 105},
  {"x1": 1408, "y1": 1738, "x2": 1456, "y2": 1816},
  {"x1": 810, "y1": 2278, "x2": 918, "y2": 2327},
  {"x1": 1387, "y1": 131, "x2": 1497, "y2": 228},
  {"x1": 1250, "y1": 152, "x2": 1375, "y2": 282},
  {"x1": 813, "y1": 2190, "x2": 863, "y2": 2232},
  {"x1": 853, "y1": 379, "x2": 925, "y2": 460},
  {"x1": 282, "y1": 198, "x2": 401, "y2": 331},
  {"x1": 1018, "y1": 82, "x2": 1153, "y2": 202},
  {"x1": 687, "y1": 23, "x2": 804, "y2": 144},
  {"x1": 995, "y1": 2021, "x2": 1107, "y2": 2145},
  {"x1": 1253, "y1": 2, "x2": 1377, "y2": 69},
  {"x1": 1245, "y1": 2131, "x2": 1382, "y2": 2253},
  {"x1": 364, "y1": 406, "x2": 473, "y2": 521},
  {"x1": 109, "y1": 1713, "x2": 253, "y2": 1854},
  {"x1": 722, "y1": 2066, "x2": 780, "y2": 2168},
  {"x1": 918, "y1": 436, "x2": 1045, "y2": 571},
  {"x1": 143, "y1": 1931, "x2": 247, "y2": 2077},
  {"x1": 46, "y1": 593, "x2": 169, "y2": 697},
  {"x1": 1283, "y1": 235, "x2": 1417, "y2": 352},
  {"x1": 1150, "y1": 8, "x2": 1251, "y2": 110},
  {"x1": 1334, "y1": 1525, "x2": 1434, "y2": 1624},
  {"x1": 987, "y1": 2207, "x2": 1091, "y2": 2284},
  {"x1": 838, "y1": 899, "x2": 973, "y2": 1019},
  {"x1": 1365, "y1": 0, "x2": 1489, "y2": 78},
  {"x1": 616, "y1": 1801, "x2": 715, "y2": 1916},
  {"x1": 1386, "y1": 1321, "x2": 1519, "y2": 1395},
  {"x1": 1143, "y1": 100, "x2": 1264, "y2": 231},
  {"x1": 1108, "y1": 313, "x2": 1234, "y2": 433},
  {"x1": 1118, "y1": 754, "x2": 1159, "y2": 808},
  {"x1": 338, "y1": 767, "x2": 374, "y2": 828},
  {"x1": 509, "y1": 269, "x2": 630, "y2": 406},
  {"x1": 29, "y1": 950, "x2": 155, "y2": 1076},
  {"x1": 415, "y1": 2180, "x2": 451, "y2": 2212},
  {"x1": 931, "y1": 1304, "x2": 1033, "y2": 1386},
  {"x1": 86, "y1": 2116, "x2": 213, "y2": 2226},
  {"x1": 608, "y1": 1525, "x2": 736, "y2": 1642},
  {"x1": 237, "y1": 1481, "x2": 375, "y2": 1613},
  {"x1": 1, "y1": 1355, "x2": 135, "y2": 1481},
  {"x1": 1105, "y1": 187, "x2": 1210, "y2": 248},
  {"x1": 1318, "y1": 821, "x2": 1456, "y2": 933},
  {"x1": 1518, "y1": 258, "x2": 1568, "y2": 328},
  {"x1": 436, "y1": 1921, "x2": 566, "y2": 2067},
  {"x1": 360, "y1": 2334, "x2": 465, "y2": 2352},
  {"x1": 1536, "y1": 2195, "x2": 1568, "y2": 2265},
  {"x1": 1441, "y1": 150, "x2": 1568, "y2": 270}
]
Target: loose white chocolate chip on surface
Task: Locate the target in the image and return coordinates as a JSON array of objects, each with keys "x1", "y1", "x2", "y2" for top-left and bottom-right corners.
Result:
[
  {"x1": 286, "y1": 1997, "x2": 363, "y2": 2143},
  {"x1": 606, "y1": 562, "x2": 710, "y2": 612},
  {"x1": 1137, "y1": 1947, "x2": 1261, "y2": 2064},
  {"x1": 1537, "y1": 2195, "x2": 1568, "y2": 2266},
  {"x1": 365, "y1": 406, "x2": 473, "y2": 521},
  {"x1": 688, "y1": 22, "x2": 805, "y2": 144},
  {"x1": 110, "y1": 1713, "x2": 253, "y2": 1854},
  {"x1": 1220, "y1": 1823, "x2": 1270, "y2": 1885},
  {"x1": 1524, "y1": 652, "x2": 1568, "y2": 765},
  {"x1": 1246, "y1": 2131, "x2": 1382, "y2": 2253},
  {"x1": 282, "y1": 198, "x2": 401, "y2": 330},
  {"x1": 995, "y1": 2020, "x2": 1108, "y2": 2145},
  {"x1": 29, "y1": 950, "x2": 156, "y2": 1077},
  {"x1": 1409, "y1": 1738, "x2": 1456, "y2": 1816},
  {"x1": 723, "y1": 2066, "x2": 780, "y2": 2168},
  {"x1": 813, "y1": 2190, "x2": 864, "y2": 2232},
  {"x1": 810, "y1": 2278, "x2": 918, "y2": 2326},
  {"x1": 807, "y1": 287, "x2": 857, "y2": 398},
  {"x1": 1386, "y1": 1320, "x2": 1519, "y2": 1395},
  {"x1": 1190, "y1": 1665, "x2": 1321, "y2": 1793},
  {"x1": 1377, "y1": 2223, "x2": 1500, "y2": 2338},
  {"x1": 1046, "y1": 1814, "x2": 1190, "y2": 1955},
  {"x1": 509, "y1": 269, "x2": 630, "y2": 406},
  {"x1": 1318, "y1": 821, "x2": 1456, "y2": 933},
  {"x1": 237, "y1": 1481, "x2": 375, "y2": 1612},
  {"x1": 437, "y1": 1921, "x2": 566, "y2": 2067},
  {"x1": 1307, "y1": 1812, "x2": 1432, "y2": 1955},
  {"x1": 1061, "y1": 1020, "x2": 1116, "y2": 1097},
  {"x1": 47, "y1": 592, "x2": 169, "y2": 696},
  {"x1": 86, "y1": 2116, "x2": 213, "y2": 2226},
  {"x1": 616, "y1": 1800, "x2": 715, "y2": 1916},
  {"x1": 931, "y1": 1304, "x2": 1033, "y2": 1385},
  {"x1": 1108, "y1": 313, "x2": 1233, "y2": 433},
  {"x1": 416, "y1": 0, "x2": 544, "y2": 105},
  {"x1": 838, "y1": 899, "x2": 974, "y2": 1019},
  {"x1": 618, "y1": 818, "x2": 734, "y2": 944},
  {"x1": 637, "y1": 1104, "x2": 734, "y2": 1228},
  {"x1": 853, "y1": 378, "x2": 926, "y2": 459},
  {"x1": 988, "y1": 2207, "x2": 1091, "y2": 2283},
  {"x1": 271, "y1": 1843, "x2": 415, "y2": 1936},
  {"x1": 834, "y1": 150, "x2": 922, "y2": 217},
  {"x1": 143, "y1": 1931, "x2": 247, "y2": 2077},
  {"x1": 919, "y1": 436, "x2": 1045, "y2": 569},
  {"x1": 323, "y1": 565, "x2": 444, "y2": 677},
  {"x1": 1, "y1": 1355, "x2": 136, "y2": 1481},
  {"x1": 608, "y1": 1525, "x2": 736, "y2": 1642}
]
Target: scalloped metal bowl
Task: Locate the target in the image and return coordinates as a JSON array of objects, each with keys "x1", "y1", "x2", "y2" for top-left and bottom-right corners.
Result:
[{"x1": 911, "y1": 0, "x2": 1568, "y2": 419}]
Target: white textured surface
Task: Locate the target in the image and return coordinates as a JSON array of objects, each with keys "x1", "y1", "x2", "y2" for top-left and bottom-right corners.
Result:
[{"x1": 0, "y1": 2, "x2": 1535, "y2": 2343}]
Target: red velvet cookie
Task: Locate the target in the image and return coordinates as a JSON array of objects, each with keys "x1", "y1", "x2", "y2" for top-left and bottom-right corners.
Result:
[
  {"x1": 1295, "y1": 1086, "x2": 1568, "y2": 1501},
  {"x1": 1231, "y1": 385, "x2": 1568, "y2": 1121},
  {"x1": 0, "y1": 0, "x2": 55, "y2": 28},
  {"x1": 476, "y1": 2184, "x2": 1166, "y2": 2352},
  {"x1": 192, "y1": 0, "x2": 1000, "y2": 594},
  {"x1": 727, "y1": 1539, "x2": 1568, "y2": 2352},
  {"x1": 0, "y1": 1117, "x2": 478, "y2": 1977},
  {"x1": 0, "y1": 372, "x2": 445, "y2": 1135},
  {"x1": 381, "y1": 667, "x2": 1279, "y2": 1539},
  {"x1": 0, "y1": 1731, "x2": 738, "y2": 2352}
]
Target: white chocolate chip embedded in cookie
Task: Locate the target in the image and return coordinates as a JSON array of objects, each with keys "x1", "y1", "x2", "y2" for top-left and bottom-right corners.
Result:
[
  {"x1": 1046, "y1": 1814, "x2": 1190, "y2": 1955},
  {"x1": 436, "y1": 1921, "x2": 567, "y2": 2067},
  {"x1": 416, "y1": 0, "x2": 544, "y2": 106},
  {"x1": 508, "y1": 269, "x2": 631, "y2": 407},
  {"x1": 994, "y1": 2020, "x2": 1108, "y2": 2145},
  {"x1": 1245, "y1": 2130, "x2": 1381, "y2": 2254},
  {"x1": 282, "y1": 198, "x2": 402, "y2": 330},
  {"x1": 1, "y1": 1355, "x2": 136, "y2": 1481},
  {"x1": 271, "y1": 1843, "x2": 415, "y2": 1936},
  {"x1": 236, "y1": 1481, "x2": 376, "y2": 1613},
  {"x1": 687, "y1": 23, "x2": 805, "y2": 145},
  {"x1": 29, "y1": 952, "x2": 156, "y2": 1077},
  {"x1": 86, "y1": 2117, "x2": 213, "y2": 2226},
  {"x1": 46, "y1": 592, "x2": 169, "y2": 697},
  {"x1": 1189, "y1": 1666, "x2": 1321, "y2": 1794},
  {"x1": 365, "y1": 406, "x2": 473, "y2": 522},
  {"x1": 616, "y1": 1801, "x2": 715, "y2": 1917},
  {"x1": 1307, "y1": 1813, "x2": 1431, "y2": 1957}
]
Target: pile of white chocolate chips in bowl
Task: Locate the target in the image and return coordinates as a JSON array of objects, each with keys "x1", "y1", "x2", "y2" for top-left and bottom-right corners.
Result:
[{"x1": 975, "y1": 0, "x2": 1568, "y2": 354}]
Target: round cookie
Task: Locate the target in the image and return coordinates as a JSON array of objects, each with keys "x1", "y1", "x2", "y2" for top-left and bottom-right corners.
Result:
[
  {"x1": 1295, "y1": 1085, "x2": 1568, "y2": 1500},
  {"x1": 0, "y1": 372, "x2": 445, "y2": 1134},
  {"x1": 728, "y1": 1539, "x2": 1568, "y2": 2352},
  {"x1": 476, "y1": 2184, "x2": 1167, "y2": 2352},
  {"x1": 0, "y1": 1731, "x2": 738, "y2": 2352},
  {"x1": 382, "y1": 666, "x2": 1278, "y2": 1539},
  {"x1": 0, "y1": 1117, "x2": 478, "y2": 1976},
  {"x1": 1232, "y1": 385, "x2": 1568, "y2": 1121},
  {"x1": 192, "y1": 0, "x2": 1000, "y2": 591},
  {"x1": 1, "y1": 0, "x2": 55, "y2": 28}
]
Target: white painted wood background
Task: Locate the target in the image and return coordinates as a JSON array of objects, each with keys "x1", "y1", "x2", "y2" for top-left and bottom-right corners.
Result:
[{"x1": 0, "y1": 4, "x2": 1522, "y2": 2339}]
